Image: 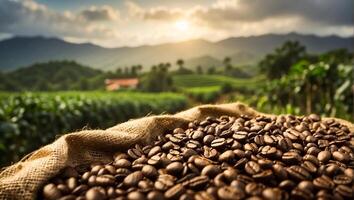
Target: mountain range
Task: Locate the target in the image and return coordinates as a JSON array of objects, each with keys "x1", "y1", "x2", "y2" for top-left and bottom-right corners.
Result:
[{"x1": 0, "y1": 32, "x2": 352, "y2": 71}]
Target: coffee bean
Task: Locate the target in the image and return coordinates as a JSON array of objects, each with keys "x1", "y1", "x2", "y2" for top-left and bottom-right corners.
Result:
[
  {"x1": 123, "y1": 171, "x2": 143, "y2": 187},
  {"x1": 245, "y1": 161, "x2": 261, "y2": 175},
  {"x1": 147, "y1": 191, "x2": 164, "y2": 200},
  {"x1": 191, "y1": 130, "x2": 204, "y2": 140},
  {"x1": 282, "y1": 151, "x2": 302, "y2": 164},
  {"x1": 43, "y1": 184, "x2": 63, "y2": 200},
  {"x1": 252, "y1": 170, "x2": 274, "y2": 182},
  {"x1": 298, "y1": 180, "x2": 314, "y2": 191},
  {"x1": 201, "y1": 165, "x2": 221, "y2": 178},
  {"x1": 279, "y1": 180, "x2": 296, "y2": 191},
  {"x1": 245, "y1": 183, "x2": 264, "y2": 196},
  {"x1": 273, "y1": 164, "x2": 288, "y2": 180},
  {"x1": 333, "y1": 151, "x2": 349, "y2": 163},
  {"x1": 287, "y1": 166, "x2": 311, "y2": 181},
  {"x1": 317, "y1": 151, "x2": 331, "y2": 163},
  {"x1": 203, "y1": 135, "x2": 215, "y2": 145},
  {"x1": 218, "y1": 150, "x2": 235, "y2": 163},
  {"x1": 334, "y1": 185, "x2": 353, "y2": 198},
  {"x1": 313, "y1": 175, "x2": 335, "y2": 190},
  {"x1": 333, "y1": 174, "x2": 352, "y2": 185},
  {"x1": 233, "y1": 131, "x2": 248, "y2": 142},
  {"x1": 203, "y1": 146, "x2": 218, "y2": 159},
  {"x1": 148, "y1": 146, "x2": 162, "y2": 158},
  {"x1": 166, "y1": 162, "x2": 183, "y2": 175},
  {"x1": 188, "y1": 175, "x2": 209, "y2": 190},
  {"x1": 142, "y1": 165, "x2": 158, "y2": 179},
  {"x1": 85, "y1": 188, "x2": 106, "y2": 200},
  {"x1": 127, "y1": 191, "x2": 146, "y2": 200},
  {"x1": 211, "y1": 138, "x2": 226, "y2": 148},
  {"x1": 155, "y1": 174, "x2": 175, "y2": 191},
  {"x1": 262, "y1": 188, "x2": 287, "y2": 200},
  {"x1": 164, "y1": 184, "x2": 185, "y2": 199},
  {"x1": 291, "y1": 187, "x2": 314, "y2": 200},
  {"x1": 41, "y1": 114, "x2": 354, "y2": 200},
  {"x1": 217, "y1": 186, "x2": 245, "y2": 200}
]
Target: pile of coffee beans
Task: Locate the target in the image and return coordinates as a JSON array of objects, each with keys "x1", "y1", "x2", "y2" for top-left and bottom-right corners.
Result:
[{"x1": 41, "y1": 114, "x2": 354, "y2": 200}]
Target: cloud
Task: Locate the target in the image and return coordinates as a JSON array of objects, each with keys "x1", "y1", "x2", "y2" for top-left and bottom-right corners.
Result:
[
  {"x1": 126, "y1": 0, "x2": 353, "y2": 31},
  {"x1": 0, "y1": 0, "x2": 118, "y2": 39},
  {"x1": 80, "y1": 6, "x2": 119, "y2": 21},
  {"x1": 190, "y1": 0, "x2": 353, "y2": 28},
  {"x1": 125, "y1": 1, "x2": 184, "y2": 21}
]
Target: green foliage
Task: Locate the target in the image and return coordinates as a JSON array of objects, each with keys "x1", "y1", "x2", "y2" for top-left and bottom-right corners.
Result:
[
  {"x1": 140, "y1": 63, "x2": 174, "y2": 92},
  {"x1": 259, "y1": 41, "x2": 306, "y2": 79},
  {"x1": 183, "y1": 86, "x2": 221, "y2": 103},
  {"x1": 173, "y1": 74, "x2": 263, "y2": 90},
  {"x1": 0, "y1": 92, "x2": 187, "y2": 166}
]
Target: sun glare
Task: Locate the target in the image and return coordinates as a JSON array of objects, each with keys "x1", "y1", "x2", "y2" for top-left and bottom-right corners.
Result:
[{"x1": 175, "y1": 20, "x2": 189, "y2": 31}]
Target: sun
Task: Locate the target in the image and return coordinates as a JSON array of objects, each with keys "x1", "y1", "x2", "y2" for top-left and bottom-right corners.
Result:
[{"x1": 174, "y1": 20, "x2": 190, "y2": 31}]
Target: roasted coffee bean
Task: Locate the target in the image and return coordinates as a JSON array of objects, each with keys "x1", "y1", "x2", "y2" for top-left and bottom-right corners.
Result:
[
  {"x1": 273, "y1": 164, "x2": 288, "y2": 180},
  {"x1": 287, "y1": 166, "x2": 311, "y2": 181},
  {"x1": 123, "y1": 171, "x2": 143, "y2": 187},
  {"x1": 85, "y1": 188, "x2": 106, "y2": 200},
  {"x1": 218, "y1": 150, "x2": 235, "y2": 163},
  {"x1": 333, "y1": 174, "x2": 352, "y2": 185},
  {"x1": 291, "y1": 187, "x2": 314, "y2": 200},
  {"x1": 252, "y1": 170, "x2": 274, "y2": 182},
  {"x1": 188, "y1": 175, "x2": 209, "y2": 189},
  {"x1": 43, "y1": 184, "x2": 63, "y2": 200},
  {"x1": 203, "y1": 147, "x2": 218, "y2": 159},
  {"x1": 147, "y1": 191, "x2": 164, "y2": 200},
  {"x1": 155, "y1": 174, "x2": 175, "y2": 191},
  {"x1": 279, "y1": 180, "x2": 296, "y2": 191},
  {"x1": 142, "y1": 165, "x2": 158, "y2": 179},
  {"x1": 313, "y1": 175, "x2": 335, "y2": 190},
  {"x1": 333, "y1": 151, "x2": 349, "y2": 163},
  {"x1": 211, "y1": 138, "x2": 226, "y2": 148},
  {"x1": 166, "y1": 162, "x2": 184, "y2": 175},
  {"x1": 41, "y1": 114, "x2": 353, "y2": 200},
  {"x1": 191, "y1": 130, "x2": 204, "y2": 140},
  {"x1": 127, "y1": 191, "x2": 146, "y2": 200},
  {"x1": 201, "y1": 165, "x2": 221, "y2": 178},
  {"x1": 245, "y1": 161, "x2": 261, "y2": 175},
  {"x1": 334, "y1": 185, "x2": 353, "y2": 198},
  {"x1": 148, "y1": 146, "x2": 162, "y2": 158},
  {"x1": 318, "y1": 151, "x2": 331, "y2": 164},
  {"x1": 245, "y1": 183, "x2": 264, "y2": 196},
  {"x1": 217, "y1": 186, "x2": 245, "y2": 200},
  {"x1": 298, "y1": 180, "x2": 314, "y2": 191},
  {"x1": 162, "y1": 184, "x2": 185, "y2": 199},
  {"x1": 262, "y1": 188, "x2": 287, "y2": 200}
]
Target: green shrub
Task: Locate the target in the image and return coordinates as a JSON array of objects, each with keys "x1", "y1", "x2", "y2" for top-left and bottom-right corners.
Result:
[{"x1": 0, "y1": 92, "x2": 188, "y2": 166}]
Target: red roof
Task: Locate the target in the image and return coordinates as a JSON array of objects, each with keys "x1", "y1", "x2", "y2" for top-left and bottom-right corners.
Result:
[
  {"x1": 105, "y1": 78, "x2": 139, "y2": 91},
  {"x1": 105, "y1": 78, "x2": 139, "y2": 86}
]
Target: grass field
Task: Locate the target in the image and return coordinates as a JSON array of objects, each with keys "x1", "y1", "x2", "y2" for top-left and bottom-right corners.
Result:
[{"x1": 172, "y1": 74, "x2": 264, "y2": 89}]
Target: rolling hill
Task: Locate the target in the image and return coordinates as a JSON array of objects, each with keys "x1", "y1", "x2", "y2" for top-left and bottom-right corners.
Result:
[{"x1": 0, "y1": 33, "x2": 352, "y2": 71}]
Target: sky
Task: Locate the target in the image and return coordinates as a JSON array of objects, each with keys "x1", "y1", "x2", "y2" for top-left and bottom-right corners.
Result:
[{"x1": 0, "y1": 0, "x2": 353, "y2": 47}]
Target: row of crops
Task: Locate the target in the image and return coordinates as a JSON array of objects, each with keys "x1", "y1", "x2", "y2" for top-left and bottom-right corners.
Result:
[{"x1": 0, "y1": 92, "x2": 188, "y2": 166}]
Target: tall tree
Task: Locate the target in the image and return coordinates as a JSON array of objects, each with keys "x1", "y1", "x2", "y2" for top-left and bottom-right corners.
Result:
[
  {"x1": 223, "y1": 57, "x2": 232, "y2": 72},
  {"x1": 176, "y1": 59, "x2": 184, "y2": 70},
  {"x1": 259, "y1": 41, "x2": 306, "y2": 79}
]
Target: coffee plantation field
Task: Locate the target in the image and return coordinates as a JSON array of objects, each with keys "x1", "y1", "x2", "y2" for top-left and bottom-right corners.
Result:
[
  {"x1": 172, "y1": 74, "x2": 264, "y2": 89},
  {"x1": 0, "y1": 92, "x2": 188, "y2": 166}
]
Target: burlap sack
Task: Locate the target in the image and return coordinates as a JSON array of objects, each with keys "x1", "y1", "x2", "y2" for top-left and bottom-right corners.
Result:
[{"x1": 0, "y1": 102, "x2": 353, "y2": 199}]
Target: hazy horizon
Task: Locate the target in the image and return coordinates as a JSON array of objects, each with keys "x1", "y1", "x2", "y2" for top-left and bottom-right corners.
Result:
[{"x1": 0, "y1": 0, "x2": 353, "y2": 48}]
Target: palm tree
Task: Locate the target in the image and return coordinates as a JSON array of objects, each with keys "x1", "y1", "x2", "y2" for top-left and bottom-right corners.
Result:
[
  {"x1": 176, "y1": 59, "x2": 184, "y2": 70},
  {"x1": 223, "y1": 57, "x2": 232, "y2": 72}
]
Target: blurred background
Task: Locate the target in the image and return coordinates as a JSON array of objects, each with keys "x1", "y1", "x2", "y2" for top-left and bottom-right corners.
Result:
[{"x1": 0, "y1": 0, "x2": 353, "y2": 166}]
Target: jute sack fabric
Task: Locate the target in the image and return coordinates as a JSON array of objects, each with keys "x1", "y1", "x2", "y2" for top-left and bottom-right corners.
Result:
[{"x1": 0, "y1": 102, "x2": 353, "y2": 199}]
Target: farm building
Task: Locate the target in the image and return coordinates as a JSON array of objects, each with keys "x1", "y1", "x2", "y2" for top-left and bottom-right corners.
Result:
[{"x1": 105, "y1": 78, "x2": 139, "y2": 91}]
